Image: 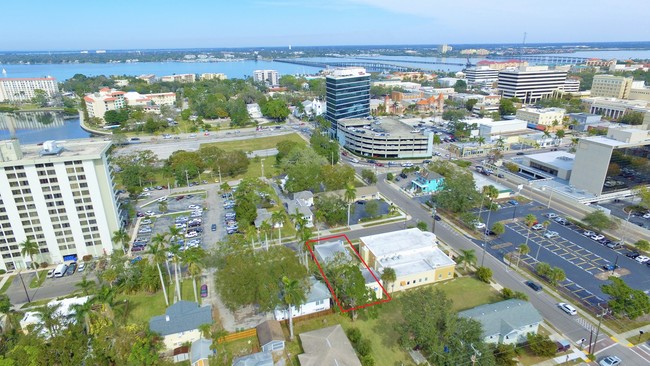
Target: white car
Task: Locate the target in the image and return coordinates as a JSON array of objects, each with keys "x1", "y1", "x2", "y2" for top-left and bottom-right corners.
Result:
[
  {"x1": 558, "y1": 302, "x2": 577, "y2": 315},
  {"x1": 158, "y1": 196, "x2": 167, "y2": 202},
  {"x1": 591, "y1": 234, "x2": 605, "y2": 241},
  {"x1": 544, "y1": 231, "x2": 559, "y2": 239},
  {"x1": 531, "y1": 224, "x2": 544, "y2": 230},
  {"x1": 185, "y1": 231, "x2": 198, "y2": 238},
  {"x1": 188, "y1": 204, "x2": 201, "y2": 210},
  {"x1": 46, "y1": 269, "x2": 55, "y2": 278},
  {"x1": 643, "y1": 213, "x2": 650, "y2": 219},
  {"x1": 583, "y1": 230, "x2": 595, "y2": 237},
  {"x1": 544, "y1": 213, "x2": 558, "y2": 219},
  {"x1": 635, "y1": 255, "x2": 650, "y2": 264},
  {"x1": 141, "y1": 219, "x2": 152, "y2": 225},
  {"x1": 78, "y1": 263, "x2": 86, "y2": 272},
  {"x1": 599, "y1": 355, "x2": 622, "y2": 366},
  {"x1": 144, "y1": 210, "x2": 155, "y2": 216},
  {"x1": 473, "y1": 221, "x2": 486, "y2": 230}
]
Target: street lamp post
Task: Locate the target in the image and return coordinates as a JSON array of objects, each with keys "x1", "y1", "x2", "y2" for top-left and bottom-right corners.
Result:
[
  {"x1": 184, "y1": 170, "x2": 190, "y2": 187},
  {"x1": 431, "y1": 205, "x2": 437, "y2": 233},
  {"x1": 543, "y1": 185, "x2": 555, "y2": 209},
  {"x1": 481, "y1": 199, "x2": 493, "y2": 266},
  {"x1": 620, "y1": 209, "x2": 633, "y2": 245}
]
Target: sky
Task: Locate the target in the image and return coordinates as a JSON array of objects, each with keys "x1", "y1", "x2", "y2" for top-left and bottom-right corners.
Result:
[{"x1": 2, "y1": 0, "x2": 649, "y2": 51}]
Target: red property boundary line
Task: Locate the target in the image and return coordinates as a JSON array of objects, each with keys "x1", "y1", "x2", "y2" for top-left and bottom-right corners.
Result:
[{"x1": 305, "y1": 234, "x2": 391, "y2": 313}]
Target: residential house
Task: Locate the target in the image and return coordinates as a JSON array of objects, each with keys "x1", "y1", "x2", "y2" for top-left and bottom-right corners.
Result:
[
  {"x1": 254, "y1": 208, "x2": 283, "y2": 229},
  {"x1": 20, "y1": 296, "x2": 91, "y2": 337},
  {"x1": 299, "y1": 99, "x2": 326, "y2": 117},
  {"x1": 410, "y1": 170, "x2": 444, "y2": 193},
  {"x1": 358, "y1": 229, "x2": 456, "y2": 294},
  {"x1": 172, "y1": 346, "x2": 190, "y2": 363},
  {"x1": 286, "y1": 201, "x2": 313, "y2": 227},
  {"x1": 274, "y1": 277, "x2": 331, "y2": 321},
  {"x1": 319, "y1": 185, "x2": 380, "y2": 202},
  {"x1": 298, "y1": 325, "x2": 362, "y2": 366},
  {"x1": 293, "y1": 191, "x2": 314, "y2": 206},
  {"x1": 256, "y1": 320, "x2": 285, "y2": 353},
  {"x1": 232, "y1": 351, "x2": 274, "y2": 366},
  {"x1": 190, "y1": 338, "x2": 214, "y2": 366},
  {"x1": 458, "y1": 299, "x2": 543, "y2": 345},
  {"x1": 149, "y1": 301, "x2": 213, "y2": 351}
]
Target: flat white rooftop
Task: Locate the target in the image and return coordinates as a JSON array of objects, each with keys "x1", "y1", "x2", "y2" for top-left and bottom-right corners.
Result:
[{"x1": 526, "y1": 151, "x2": 576, "y2": 172}]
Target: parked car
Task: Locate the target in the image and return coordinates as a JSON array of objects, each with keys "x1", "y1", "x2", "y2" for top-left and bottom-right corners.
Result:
[
  {"x1": 626, "y1": 251, "x2": 640, "y2": 259},
  {"x1": 508, "y1": 200, "x2": 519, "y2": 206},
  {"x1": 46, "y1": 269, "x2": 55, "y2": 278},
  {"x1": 144, "y1": 210, "x2": 155, "y2": 216},
  {"x1": 473, "y1": 221, "x2": 486, "y2": 230},
  {"x1": 544, "y1": 213, "x2": 558, "y2": 219},
  {"x1": 602, "y1": 263, "x2": 619, "y2": 271},
  {"x1": 558, "y1": 302, "x2": 577, "y2": 315},
  {"x1": 78, "y1": 263, "x2": 86, "y2": 272},
  {"x1": 211, "y1": 224, "x2": 217, "y2": 231},
  {"x1": 544, "y1": 231, "x2": 559, "y2": 239},
  {"x1": 434, "y1": 215, "x2": 441, "y2": 221},
  {"x1": 141, "y1": 219, "x2": 152, "y2": 225},
  {"x1": 583, "y1": 230, "x2": 595, "y2": 237},
  {"x1": 65, "y1": 262, "x2": 77, "y2": 276},
  {"x1": 531, "y1": 224, "x2": 544, "y2": 230},
  {"x1": 606, "y1": 241, "x2": 622, "y2": 249},
  {"x1": 598, "y1": 355, "x2": 622, "y2": 366},
  {"x1": 554, "y1": 217, "x2": 569, "y2": 225},
  {"x1": 591, "y1": 234, "x2": 605, "y2": 241},
  {"x1": 525, "y1": 281, "x2": 543, "y2": 292},
  {"x1": 635, "y1": 255, "x2": 650, "y2": 264},
  {"x1": 200, "y1": 284, "x2": 208, "y2": 298}
]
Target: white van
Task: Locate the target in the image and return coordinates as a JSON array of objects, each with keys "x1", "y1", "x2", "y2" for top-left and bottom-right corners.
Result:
[
  {"x1": 53, "y1": 263, "x2": 68, "y2": 278},
  {"x1": 558, "y1": 302, "x2": 577, "y2": 315}
]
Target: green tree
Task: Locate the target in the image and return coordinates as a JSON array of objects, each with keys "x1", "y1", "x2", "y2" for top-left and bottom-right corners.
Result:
[
  {"x1": 476, "y1": 266, "x2": 493, "y2": 283},
  {"x1": 536, "y1": 262, "x2": 551, "y2": 278},
  {"x1": 281, "y1": 276, "x2": 307, "y2": 341},
  {"x1": 271, "y1": 210, "x2": 285, "y2": 245},
  {"x1": 436, "y1": 168, "x2": 480, "y2": 213},
  {"x1": 261, "y1": 97, "x2": 290, "y2": 121},
  {"x1": 493, "y1": 343, "x2": 518, "y2": 366},
  {"x1": 360, "y1": 169, "x2": 377, "y2": 184},
  {"x1": 145, "y1": 239, "x2": 170, "y2": 307},
  {"x1": 453, "y1": 80, "x2": 467, "y2": 93},
  {"x1": 183, "y1": 247, "x2": 205, "y2": 303},
  {"x1": 523, "y1": 214, "x2": 537, "y2": 250},
  {"x1": 344, "y1": 183, "x2": 357, "y2": 226},
  {"x1": 380, "y1": 267, "x2": 397, "y2": 294},
  {"x1": 321, "y1": 164, "x2": 354, "y2": 191},
  {"x1": 74, "y1": 275, "x2": 96, "y2": 296},
  {"x1": 416, "y1": 221, "x2": 428, "y2": 231},
  {"x1": 583, "y1": 210, "x2": 618, "y2": 231},
  {"x1": 516, "y1": 244, "x2": 529, "y2": 268},
  {"x1": 322, "y1": 254, "x2": 377, "y2": 321},
  {"x1": 465, "y1": 98, "x2": 478, "y2": 111},
  {"x1": 364, "y1": 200, "x2": 379, "y2": 219},
  {"x1": 619, "y1": 111, "x2": 644, "y2": 125},
  {"x1": 457, "y1": 249, "x2": 477, "y2": 272},
  {"x1": 19, "y1": 238, "x2": 40, "y2": 279},
  {"x1": 31, "y1": 89, "x2": 48, "y2": 107},
  {"x1": 635, "y1": 239, "x2": 650, "y2": 252},
  {"x1": 0, "y1": 294, "x2": 11, "y2": 313},
  {"x1": 602, "y1": 277, "x2": 650, "y2": 319},
  {"x1": 491, "y1": 222, "x2": 505, "y2": 238},
  {"x1": 527, "y1": 333, "x2": 557, "y2": 357},
  {"x1": 499, "y1": 98, "x2": 517, "y2": 116},
  {"x1": 547, "y1": 267, "x2": 566, "y2": 286},
  {"x1": 501, "y1": 287, "x2": 528, "y2": 301}
]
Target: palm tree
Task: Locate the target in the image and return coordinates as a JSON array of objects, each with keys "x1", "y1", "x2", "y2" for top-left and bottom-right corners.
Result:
[
  {"x1": 146, "y1": 242, "x2": 170, "y2": 307},
  {"x1": 35, "y1": 302, "x2": 62, "y2": 337},
  {"x1": 542, "y1": 220, "x2": 551, "y2": 234},
  {"x1": 20, "y1": 238, "x2": 40, "y2": 279},
  {"x1": 158, "y1": 200, "x2": 168, "y2": 214},
  {"x1": 555, "y1": 129, "x2": 565, "y2": 141},
  {"x1": 344, "y1": 183, "x2": 356, "y2": 227},
  {"x1": 151, "y1": 233, "x2": 171, "y2": 281},
  {"x1": 112, "y1": 229, "x2": 131, "y2": 254},
  {"x1": 380, "y1": 267, "x2": 397, "y2": 294},
  {"x1": 476, "y1": 136, "x2": 486, "y2": 146},
  {"x1": 167, "y1": 226, "x2": 184, "y2": 301},
  {"x1": 495, "y1": 137, "x2": 506, "y2": 150},
  {"x1": 183, "y1": 247, "x2": 205, "y2": 303},
  {"x1": 271, "y1": 211, "x2": 285, "y2": 246},
  {"x1": 523, "y1": 214, "x2": 537, "y2": 249},
  {"x1": 457, "y1": 249, "x2": 477, "y2": 272},
  {"x1": 281, "y1": 276, "x2": 306, "y2": 341},
  {"x1": 75, "y1": 275, "x2": 96, "y2": 296},
  {"x1": 259, "y1": 220, "x2": 273, "y2": 249},
  {"x1": 516, "y1": 244, "x2": 529, "y2": 268}
]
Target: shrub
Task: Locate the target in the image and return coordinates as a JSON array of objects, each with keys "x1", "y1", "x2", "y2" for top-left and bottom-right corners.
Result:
[
  {"x1": 361, "y1": 355, "x2": 375, "y2": 366},
  {"x1": 501, "y1": 287, "x2": 528, "y2": 301},
  {"x1": 386, "y1": 172, "x2": 394, "y2": 181},
  {"x1": 0, "y1": 269, "x2": 6, "y2": 275},
  {"x1": 39, "y1": 262, "x2": 49, "y2": 269},
  {"x1": 476, "y1": 266, "x2": 493, "y2": 283},
  {"x1": 82, "y1": 255, "x2": 93, "y2": 262},
  {"x1": 527, "y1": 333, "x2": 556, "y2": 357},
  {"x1": 356, "y1": 338, "x2": 372, "y2": 357},
  {"x1": 346, "y1": 327, "x2": 362, "y2": 345}
]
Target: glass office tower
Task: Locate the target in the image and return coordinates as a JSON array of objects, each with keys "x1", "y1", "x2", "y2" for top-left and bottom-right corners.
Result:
[{"x1": 325, "y1": 68, "x2": 370, "y2": 138}]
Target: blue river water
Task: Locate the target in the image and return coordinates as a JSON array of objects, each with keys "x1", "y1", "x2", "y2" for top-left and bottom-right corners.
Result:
[{"x1": 1, "y1": 49, "x2": 648, "y2": 143}]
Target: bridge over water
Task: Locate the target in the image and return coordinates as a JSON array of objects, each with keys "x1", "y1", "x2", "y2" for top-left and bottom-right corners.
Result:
[
  {"x1": 273, "y1": 59, "x2": 416, "y2": 72},
  {"x1": 352, "y1": 56, "x2": 468, "y2": 67},
  {"x1": 486, "y1": 54, "x2": 589, "y2": 65}
]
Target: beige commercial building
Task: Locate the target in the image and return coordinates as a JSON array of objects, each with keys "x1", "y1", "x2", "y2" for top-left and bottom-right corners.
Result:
[
  {"x1": 0, "y1": 77, "x2": 59, "y2": 102},
  {"x1": 199, "y1": 73, "x2": 227, "y2": 81},
  {"x1": 0, "y1": 139, "x2": 122, "y2": 271},
  {"x1": 629, "y1": 86, "x2": 650, "y2": 102},
  {"x1": 83, "y1": 88, "x2": 126, "y2": 119},
  {"x1": 160, "y1": 73, "x2": 196, "y2": 83},
  {"x1": 591, "y1": 75, "x2": 634, "y2": 99},
  {"x1": 516, "y1": 107, "x2": 566, "y2": 127},
  {"x1": 358, "y1": 228, "x2": 456, "y2": 294},
  {"x1": 581, "y1": 96, "x2": 650, "y2": 122}
]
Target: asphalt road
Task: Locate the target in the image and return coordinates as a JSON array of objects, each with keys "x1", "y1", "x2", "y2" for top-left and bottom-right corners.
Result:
[
  {"x1": 6, "y1": 271, "x2": 97, "y2": 306},
  {"x1": 370, "y1": 174, "x2": 650, "y2": 365}
]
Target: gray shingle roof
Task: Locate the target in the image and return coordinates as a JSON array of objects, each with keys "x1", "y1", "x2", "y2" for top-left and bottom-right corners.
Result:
[
  {"x1": 149, "y1": 301, "x2": 213, "y2": 336},
  {"x1": 190, "y1": 338, "x2": 213, "y2": 364},
  {"x1": 458, "y1": 300, "x2": 542, "y2": 338},
  {"x1": 256, "y1": 320, "x2": 284, "y2": 348},
  {"x1": 298, "y1": 325, "x2": 362, "y2": 366}
]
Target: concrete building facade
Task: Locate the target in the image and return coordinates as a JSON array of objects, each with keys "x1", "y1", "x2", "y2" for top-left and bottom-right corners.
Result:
[
  {"x1": 83, "y1": 88, "x2": 126, "y2": 119},
  {"x1": 0, "y1": 77, "x2": 59, "y2": 102},
  {"x1": 160, "y1": 74, "x2": 196, "y2": 83},
  {"x1": 464, "y1": 66, "x2": 499, "y2": 85},
  {"x1": 0, "y1": 139, "x2": 121, "y2": 271},
  {"x1": 591, "y1": 75, "x2": 633, "y2": 99},
  {"x1": 516, "y1": 107, "x2": 566, "y2": 127},
  {"x1": 253, "y1": 70, "x2": 279, "y2": 86},
  {"x1": 497, "y1": 66, "x2": 567, "y2": 103},
  {"x1": 337, "y1": 118, "x2": 433, "y2": 159}
]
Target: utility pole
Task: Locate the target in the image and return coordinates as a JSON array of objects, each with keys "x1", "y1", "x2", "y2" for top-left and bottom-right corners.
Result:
[
  {"x1": 18, "y1": 271, "x2": 31, "y2": 303},
  {"x1": 218, "y1": 166, "x2": 222, "y2": 184},
  {"x1": 591, "y1": 306, "x2": 609, "y2": 355},
  {"x1": 185, "y1": 170, "x2": 190, "y2": 187},
  {"x1": 481, "y1": 198, "x2": 492, "y2": 266}
]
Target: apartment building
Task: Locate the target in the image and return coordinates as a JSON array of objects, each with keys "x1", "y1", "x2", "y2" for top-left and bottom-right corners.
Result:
[
  {"x1": 160, "y1": 74, "x2": 196, "y2": 83},
  {"x1": 253, "y1": 70, "x2": 279, "y2": 86},
  {"x1": 590, "y1": 75, "x2": 633, "y2": 99},
  {"x1": 0, "y1": 77, "x2": 59, "y2": 102},
  {"x1": 561, "y1": 78, "x2": 581, "y2": 93},
  {"x1": 325, "y1": 67, "x2": 370, "y2": 137},
  {"x1": 200, "y1": 73, "x2": 227, "y2": 81},
  {"x1": 497, "y1": 66, "x2": 567, "y2": 103},
  {"x1": 124, "y1": 91, "x2": 176, "y2": 107},
  {"x1": 83, "y1": 88, "x2": 126, "y2": 119},
  {"x1": 515, "y1": 107, "x2": 566, "y2": 127},
  {"x1": 0, "y1": 139, "x2": 121, "y2": 271}
]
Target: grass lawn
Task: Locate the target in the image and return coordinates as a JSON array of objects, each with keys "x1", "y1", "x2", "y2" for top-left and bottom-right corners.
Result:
[
  {"x1": 0, "y1": 275, "x2": 14, "y2": 294},
  {"x1": 218, "y1": 336, "x2": 261, "y2": 365},
  {"x1": 29, "y1": 270, "x2": 49, "y2": 288},
  {"x1": 117, "y1": 278, "x2": 199, "y2": 324},
  {"x1": 604, "y1": 316, "x2": 650, "y2": 335},
  {"x1": 239, "y1": 158, "x2": 280, "y2": 180},
  {"x1": 202, "y1": 132, "x2": 306, "y2": 152},
  {"x1": 283, "y1": 277, "x2": 500, "y2": 365}
]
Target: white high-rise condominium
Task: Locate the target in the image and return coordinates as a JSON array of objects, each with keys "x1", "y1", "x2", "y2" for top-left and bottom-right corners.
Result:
[
  {"x1": 0, "y1": 139, "x2": 122, "y2": 271},
  {"x1": 497, "y1": 66, "x2": 567, "y2": 104},
  {"x1": 253, "y1": 70, "x2": 279, "y2": 86},
  {"x1": 0, "y1": 77, "x2": 59, "y2": 102}
]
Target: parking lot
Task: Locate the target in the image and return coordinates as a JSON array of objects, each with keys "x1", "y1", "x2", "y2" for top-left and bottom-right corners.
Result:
[{"x1": 476, "y1": 200, "x2": 650, "y2": 307}]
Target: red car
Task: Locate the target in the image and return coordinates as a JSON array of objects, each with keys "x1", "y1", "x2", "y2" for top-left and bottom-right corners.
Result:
[{"x1": 375, "y1": 162, "x2": 384, "y2": 167}]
